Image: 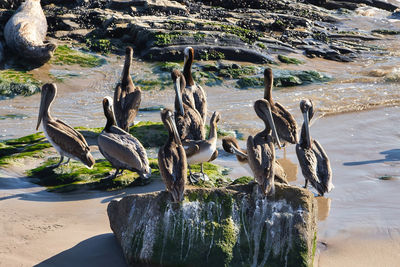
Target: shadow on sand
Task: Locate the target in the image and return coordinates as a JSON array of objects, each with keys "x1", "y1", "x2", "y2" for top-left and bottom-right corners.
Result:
[
  {"x1": 34, "y1": 234, "x2": 127, "y2": 267},
  {"x1": 343, "y1": 149, "x2": 400, "y2": 166}
]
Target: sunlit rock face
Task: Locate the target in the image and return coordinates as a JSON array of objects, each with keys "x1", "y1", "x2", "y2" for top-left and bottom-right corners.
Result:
[{"x1": 107, "y1": 183, "x2": 317, "y2": 266}]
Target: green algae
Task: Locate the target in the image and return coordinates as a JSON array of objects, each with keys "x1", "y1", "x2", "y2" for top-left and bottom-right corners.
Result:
[
  {"x1": 27, "y1": 158, "x2": 161, "y2": 192},
  {"x1": 0, "y1": 69, "x2": 40, "y2": 99},
  {"x1": 372, "y1": 29, "x2": 400, "y2": 35},
  {"x1": 155, "y1": 62, "x2": 182, "y2": 72},
  {"x1": 154, "y1": 31, "x2": 185, "y2": 46},
  {"x1": 85, "y1": 38, "x2": 112, "y2": 54},
  {"x1": 236, "y1": 70, "x2": 331, "y2": 89},
  {"x1": 129, "y1": 121, "x2": 168, "y2": 148},
  {"x1": 51, "y1": 45, "x2": 106, "y2": 67},
  {"x1": 218, "y1": 65, "x2": 258, "y2": 79},
  {"x1": 133, "y1": 78, "x2": 173, "y2": 91},
  {"x1": 199, "y1": 50, "x2": 225, "y2": 61},
  {"x1": 0, "y1": 133, "x2": 51, "y2": 167},
  {"x1": 278, "y1": 55, "x2": 305, "y2": 65},
  {"x1": 189, "y1": 162, "x2": 232, "y2": 188},
  {"x1": 230, "y1": 176, "x2": 253, "y2": 185}
]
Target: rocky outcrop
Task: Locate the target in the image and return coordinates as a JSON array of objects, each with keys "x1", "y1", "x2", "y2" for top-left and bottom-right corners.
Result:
[
  {"x1": 107, "y1": 183, "x2": 317, "y2": 266},
  {"x1": 4, "y1": 0, "x2": 56, "y2": 64}
]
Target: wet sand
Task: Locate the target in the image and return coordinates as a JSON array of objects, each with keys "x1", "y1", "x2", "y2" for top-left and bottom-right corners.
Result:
[{"x1": 1, "y1": 106, "x2": 399, "y2": 266}]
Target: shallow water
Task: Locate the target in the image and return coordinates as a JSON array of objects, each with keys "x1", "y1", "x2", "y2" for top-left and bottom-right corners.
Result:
[{"x1": 1, "y1": 6, "x2": 400, "y2": 265}]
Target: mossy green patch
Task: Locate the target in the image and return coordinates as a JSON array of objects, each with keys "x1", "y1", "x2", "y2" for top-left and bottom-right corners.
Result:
[
  {"x1": 236, "y1": 70, "x2": 331, "y2": 89},
  {"x1": 133, "y1": 78, "x2": 173, "y2": 91},
  {"x1": 230, "y1": 176, "x2": 253, "y2": 185},
  {"x1": 27, "y1": 158, "x2": 161, "y2": 192},
  {"x1": 129, "y1": 121, "x2": 168, "y2": 148},
  {"x1": 0, "y1": 69, "x2": 40, "y2": 98},
  {"x1": 199, "y1": 49, "x2": 225, "y2": 61},
  {"x1": 0, "y1": 133, "x2": 51, "y2": 167},
  {"x1": 372, "y1": 29, "x2": 400, "y2": 35},
  {"x1": 189, "y1": 162, "x2": 232, "y2": 188},
  {"x1": 278, "y1": 55, "x2": 305, "y2": 65},
  {"x1": 85, "y1": 38, "x2": 112, "y2": 54},
  {"x1": 155, "y1": 62, "x2": 182, "y2": 72},
  {"x1": 218, "y1": 65, "x2": 258, "y2": 79},
  {"x1": 154, "y1": 31, "x2": 185, "y2": 46},
  {"x1": 51, "y1": 45, "x2": 106, "y2": 67}
]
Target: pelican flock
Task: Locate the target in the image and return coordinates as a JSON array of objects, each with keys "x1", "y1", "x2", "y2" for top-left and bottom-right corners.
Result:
[{"x1": 35, "y1": 45, "x2": 333, "y2": 201}]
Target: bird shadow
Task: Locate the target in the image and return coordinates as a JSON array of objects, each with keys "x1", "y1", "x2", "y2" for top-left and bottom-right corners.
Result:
[
  {"x1": 34, "y1": 234, "x2": 127, "y2": 267},
  {"x1": 343, "y1": 149, "x2": 400, "y2": 166}
]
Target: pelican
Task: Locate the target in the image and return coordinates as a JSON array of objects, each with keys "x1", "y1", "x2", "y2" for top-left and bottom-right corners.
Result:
[
  {"x1": 158, "y1": 108, "x2": 187, "y2": 202},
  {"x1": 184, "y1": 111, "x2": 220, "y2": 184},
  {"x1": 98, "y1": 96, "x2": 151, "y2": 180},
  {"x1": 247, "y1": 99, "x2": 282, "y2": 196},
  {"x1": 222, "y1": 136, "x2": 288, "y2": 184},
  {"x1": 171, "y1": 69, "x2": 205, "y2": 141},
  {"x1": 183, "y1": 47, "x2": 207, "y2": 124},
  {"x1": 114, "y1": 46, "x2": 141, "y2": 132},
  {"x1": 264, "y1": 68, "x2": 298, "y2": 145},
  {"x1": 296, "y1": 99, "x2": 333, "y2": 196},
  {"x1": 36, "y1": 83, "x2": 95, "y2": 168}
]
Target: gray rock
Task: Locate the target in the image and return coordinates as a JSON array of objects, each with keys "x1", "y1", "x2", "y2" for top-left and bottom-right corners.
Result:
[{"x1": 107, "y1": 183, "x2": 317, "y2": 266}]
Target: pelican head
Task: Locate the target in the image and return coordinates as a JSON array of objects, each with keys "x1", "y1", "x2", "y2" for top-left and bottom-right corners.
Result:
[
  {"x1": 36, "y1": 83, "x2": 57, "y2": 130},
  {"x1": 222, "y1": 137, "x2": 238, "y2": 154},
  {"x1": 300, "y1": 99, "x2": 314, "y2": 149},
  {"x1": 161, "y1": 108, "x2": 181, "y2": 146},
  {"x1": 125, "y1": 46, "x2": 133, "y2": 56},
  {"x1": 171, "y1": 69, "x2": 185, "y2": 116},
  {"x1": 254, "y1": 99, "x2": 281, "y2": 148},
  {"x1": 263, "y1": 68, "x2": 274, "y2": 102},
  {"x1": 210, "y1": 111, "x2": 221, "y2": 125},
  {"x1": 184, "y1": 46, "x2": 194, "y2": 65}
]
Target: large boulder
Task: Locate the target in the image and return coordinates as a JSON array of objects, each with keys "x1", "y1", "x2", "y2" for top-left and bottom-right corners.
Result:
[{"x1": 108, "y1": 183, "x2": 317, "y2": 266}]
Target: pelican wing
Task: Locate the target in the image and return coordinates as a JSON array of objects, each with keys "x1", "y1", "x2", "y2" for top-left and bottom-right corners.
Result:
[
  {"x1": 313, "y1": 140, "x2": 333, "y2": 189},
  {"x1": 98, "y1": 133, "x2": 146, "y2": 171},
  {"x1": 208, "y1": 150, "x2": 218, "y2": 162},
  {"x1": 183, "y1": 141, "x2": 200, "y2": 157},
  {"x1": 123, "y1": 88, "x2": 141, "y2": 122},
  {"x1": 274, "y1": 160, "x2": 288, "y2": 184},
  {"x1": 274, "y1": 102, "x2": 298, "y2": 144},
  {"x1": 247, "y1": 135, "x2": 273, "y2": 178},
  {"x1": 55, "y1": 119, "x2": 90, "y2": 148},
  {"x1": 193, "y1": 84, "x2": 207, "y2": 124},
  {"x1": 296, "y1": 144, "x2": 321, "y2": 184},
  {"x1": 114, "y1": 83, "x2": 123, "y2": 118},
  {"x1": 46, "y1": 121, "x2": 90, "y2": 156}
]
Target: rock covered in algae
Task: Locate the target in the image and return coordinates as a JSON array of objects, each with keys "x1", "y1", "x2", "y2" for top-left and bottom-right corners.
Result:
[{"x1": 107, "y1": 183, "x2": 317, "y2": 266}]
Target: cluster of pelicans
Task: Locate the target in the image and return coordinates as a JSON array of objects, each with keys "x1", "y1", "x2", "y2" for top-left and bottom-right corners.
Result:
[{"x1": 36, "y1": 46, "x2": 334, "y2": 202}]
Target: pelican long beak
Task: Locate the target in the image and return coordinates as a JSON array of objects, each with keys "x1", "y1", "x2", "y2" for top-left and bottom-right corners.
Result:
[
  {"x1": 264, "y1": 103, "x2": 281, "y2": 149},
  {"x1": 303, "y1": 111, "x2": 311, "y2": 149},
  {"x1": 36, "y1": 90, "x2": 47, "y2": 130},
  {"x1": 230, "y1": 145, "x2": 248, "y2": 159},
  {"x1": 174, "y1": 76, "x2": 185, "y2": 116},
  {"x1": 167, "y1": 113, "x2": 182, "y2": 146}
]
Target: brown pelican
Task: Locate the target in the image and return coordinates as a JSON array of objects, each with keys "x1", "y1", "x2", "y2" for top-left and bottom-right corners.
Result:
[
  {"x1": 296, "y1": 99, "x2": 333, "y2": 196},
  {"x1": 183, "y1": 111, "x2": 220, "y2": 184},
  {"x1": 114, "y1": 46, "x2": 141, "y2": 132},
  {"x1": 183, "y1": 47, "x2": 207, "y2": 124},
  {"x1": 98, "y1": 97, "x2": 151, "y2": 180},
  {"x1": 222, "y1": 136, "x2": 288, "y2": 184},
  {"x1": 171, "y1": 69, "x2": 205, "y2": 141},
  {"x1": 247, "y1": 99, "x2": 282, "y2": 196},
  {"x1": 158, "y1": 108, "x2": 187, "y2": 202},
  {"x1": 264, "y1": 68, "x2": 298, "y2": 145},
  {"x1": 36, "y1": 83, "x2": 95, "y2": 168}
]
